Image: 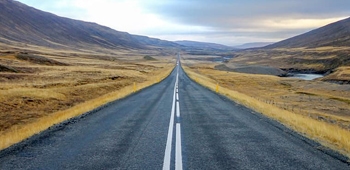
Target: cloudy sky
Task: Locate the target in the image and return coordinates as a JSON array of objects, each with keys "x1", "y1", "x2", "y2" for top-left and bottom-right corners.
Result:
[{"x1": 17, "y1": 0, "x2": 350, "y2": 46}]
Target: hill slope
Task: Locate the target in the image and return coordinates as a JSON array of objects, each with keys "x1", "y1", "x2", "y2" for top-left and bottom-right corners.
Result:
[
  {"x1": 175, "y1": 40, "x2": 236, "y2": 51},
  {"x1": 0, "y1": 0, "x2": 179, "y2": 51},
  {"x1": 231, "y1": 17, "x2": 350, "y2": 82},
  {"x1": 266, "y1": 17, "x2": 350, "y2": 48},
  {"x1": 234, "y1": 42, "x2": 273, "y2": 49}
]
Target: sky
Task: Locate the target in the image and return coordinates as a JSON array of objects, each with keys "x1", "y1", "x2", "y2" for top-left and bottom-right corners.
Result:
[{"x1": 16, "y1": 0, "x2": 350, "y2": 46}]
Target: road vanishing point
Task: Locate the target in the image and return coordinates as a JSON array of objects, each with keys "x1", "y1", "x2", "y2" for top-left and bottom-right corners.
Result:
[{"x1": 0, "y1": 57, "x2": 349, "y2": 170}]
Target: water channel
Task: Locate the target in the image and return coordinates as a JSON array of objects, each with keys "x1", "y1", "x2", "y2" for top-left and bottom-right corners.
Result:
[{"x1": 290, "y1": 73, "x2": 324, "y2": 80}]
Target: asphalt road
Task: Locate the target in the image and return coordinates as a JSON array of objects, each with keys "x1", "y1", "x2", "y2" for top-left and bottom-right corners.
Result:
[{"x1": 0, "y1": 60, "x2": 349, "y2": 170}]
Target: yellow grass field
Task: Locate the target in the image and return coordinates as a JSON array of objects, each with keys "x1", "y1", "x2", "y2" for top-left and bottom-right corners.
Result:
[
  {"x1": 0, "y1": 51, "x2": 175, "y2": 150},
  {"x1": 181, "y1": 57, "x2": 350, "y2": 158},
  {"x1": 231, "y1": 47, "x2": 350, "y2": 80},
  {"x1": 321, "y1": 66, "x2": 350, "y2": 82}
]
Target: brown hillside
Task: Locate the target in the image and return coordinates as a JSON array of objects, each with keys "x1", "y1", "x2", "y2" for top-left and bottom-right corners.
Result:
[
  {"x1": 266, "y1": 17, "x2": 350, "y2": 48},
  {"x1": 0, "y1": 0, "x2": 180, "y2": 51}
]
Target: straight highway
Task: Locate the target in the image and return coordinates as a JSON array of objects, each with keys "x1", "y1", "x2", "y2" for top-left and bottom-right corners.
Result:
[{"x1": 0, "y1": 58, "x2": 348, "y2": 169}]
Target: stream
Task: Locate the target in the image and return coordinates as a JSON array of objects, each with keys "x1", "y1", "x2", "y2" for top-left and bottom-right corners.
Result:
[{"x1": 290, "y1": 73, "x2": 324, "y2": 80}]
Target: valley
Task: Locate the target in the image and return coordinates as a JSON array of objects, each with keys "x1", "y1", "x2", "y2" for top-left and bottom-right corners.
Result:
[{"x1": 0, "y1": 0, "x2": 349, "y2": 167}]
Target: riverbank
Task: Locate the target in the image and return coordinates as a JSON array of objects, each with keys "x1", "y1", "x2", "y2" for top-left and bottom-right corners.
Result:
[
  {"x1": 320, "y1": 66, "x2": 350, "y2": 84},
  {"x1": 214, "y1": 64, "x2": 287, "y2": 76},
  {"x1": 214, "y1": 63, "x2": 326, "y2": 80}
]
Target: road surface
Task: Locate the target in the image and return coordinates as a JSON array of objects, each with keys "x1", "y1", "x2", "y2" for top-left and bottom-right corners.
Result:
[{"x1": 0, "y1": 59, "x2": 348, "y2": 170}]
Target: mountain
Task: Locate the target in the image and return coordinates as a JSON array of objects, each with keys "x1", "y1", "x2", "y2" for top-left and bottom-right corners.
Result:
[
  {"x1": 266, "y1": 17, "x2": 350, "y2": 48},
  {"x1": 0, "y1": 0, "x2": 180, "y2": 51},
  {"x1": 134, "y1": 35, "x2": 182, "y2": 48},
  {"x1": 175, "y1": 40, "x2": 236, "y2": 51},
  {"x1": 230, "y1": 17, "x2": 350, "y2": 83},
  {"x1": 234, "y1": 42, "x2": 273, "y2": 49}
]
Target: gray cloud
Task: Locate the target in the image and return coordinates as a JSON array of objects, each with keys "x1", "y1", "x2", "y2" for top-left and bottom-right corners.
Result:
[
  {"x1": 145, "y1": 0, "x2": 350, "y2": 26},
  {"x1": 16, "y1": 0, "x2": 350, "y2": 45},
  {"x1": 141, "y1": 0, "x2": 350, "y2": 45}
]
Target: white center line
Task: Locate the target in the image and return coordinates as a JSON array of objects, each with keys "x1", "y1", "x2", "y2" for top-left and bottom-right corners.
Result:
[
  {"x1": 176, "y1": 123, "x2": 183, "y2": 170},
  {"x1": 176, "y1": 101, "x2": 180, "y2": 118},
  {"x1": 163, "y1": 62, "x2": 183, "y2": 170}
]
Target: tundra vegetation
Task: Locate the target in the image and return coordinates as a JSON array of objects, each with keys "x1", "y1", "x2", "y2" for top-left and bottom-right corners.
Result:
[{"x1": 0, "y1": 50, "x2": 174, "y2": 150}]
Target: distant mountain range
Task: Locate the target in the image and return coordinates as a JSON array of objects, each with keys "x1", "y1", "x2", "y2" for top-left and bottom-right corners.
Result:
[
  {"x1": 174, "y1": 40, "x2": 275, "y2": 50},
  {"x1": 234, "y1": 42, "x2": 273, "y2": 49},
  {"x1": 231, "y1": 16, "x2": 350, "y2": 77},
  {"x1": 174, "y1": 40, "x2": 236, "y2": 50},
  {"x1": 176, "y1": 17, "x2": 350, "y2": 51},
  {"x1": 1, "y1": 0, "x2": 349, "y2": 57},
  {"x1": 266, "y1": 17, "x2": 350, "y2": 48},
  {"x1": 0, "y1": 0, "x2": 180, "y2": 51}
]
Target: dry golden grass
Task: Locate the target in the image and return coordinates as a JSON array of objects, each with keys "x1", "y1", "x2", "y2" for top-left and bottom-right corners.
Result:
[
  {"x1": 231, "y1": 46, "x2": 350, "y2": 79},
  {"x1": 0, "y1": 52, "x2": 174, "y2": 150},
  {"x1": 182, "y1": 60, "x2": 350, "y2": 158},
  {"x1": 322, "y1": 66, "x2": 350, "y2": 82}
]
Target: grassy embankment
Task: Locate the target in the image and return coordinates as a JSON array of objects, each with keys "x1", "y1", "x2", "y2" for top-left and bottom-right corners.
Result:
[
  {"x1": 182, "y1": 59, "x2": 350, "y2": 158},
  {"x1": 0, "y1": 52, "x2": 174, "y2": 150},
  {"x1": 321, "y1": 66, "x2": 350, "y2": 83}
]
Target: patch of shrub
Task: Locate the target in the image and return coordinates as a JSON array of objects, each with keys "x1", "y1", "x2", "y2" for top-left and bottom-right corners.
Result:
[
  {"x1": 0, "y1": 64, "x2": 18, "y2": 72},
  {"x1": 143, "y1": 55, "x2": 156, "y2": 60}
]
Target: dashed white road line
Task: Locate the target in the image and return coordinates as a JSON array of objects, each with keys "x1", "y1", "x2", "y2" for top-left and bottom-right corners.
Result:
[
  {"x1": 163, "y1": 63, "x2": 183, "y2": 170},
  {"x1": 176, "y1": 101, "x2": 180, "y2": 118},
  {"x1": 176, "y1": 123, "x2": 183, "y2": 170},
  {"x1": 162, "y1": 71, "x2": 177, "y2": 170}
]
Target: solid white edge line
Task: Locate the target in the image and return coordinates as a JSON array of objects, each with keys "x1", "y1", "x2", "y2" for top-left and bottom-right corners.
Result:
[
  {"x1": 162, "y1": 72, "x2": 177, "y2": 170},
  {"x1": 176, "y1": 101, "x2": 180, "y2": 118},
  {"x1": 176, "y1": 123, "x2": 183, "y2": 170}
]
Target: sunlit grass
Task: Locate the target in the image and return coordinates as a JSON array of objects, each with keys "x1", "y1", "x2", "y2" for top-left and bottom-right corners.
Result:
[
  {"x1": 230, "y1": 46, "x2": 350, "y2": 79},
  {"x1": 0, "y1": 66, "x2": 173, "y2": 150},
  {"x1": 322, "y1": 66, "x2": 350, "y2": 82},
  {"x1": 0, "y1": 53, "x2": 174, "y2": 150}
]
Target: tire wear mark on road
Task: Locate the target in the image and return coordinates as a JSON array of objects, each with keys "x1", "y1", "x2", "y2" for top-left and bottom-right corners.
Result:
[
  {"x1": 114, "y1": 77, "x2": 171, "y2": 168},
  {"x1": 181, "y1": 79, "x2": 239, "y2": 169}
]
